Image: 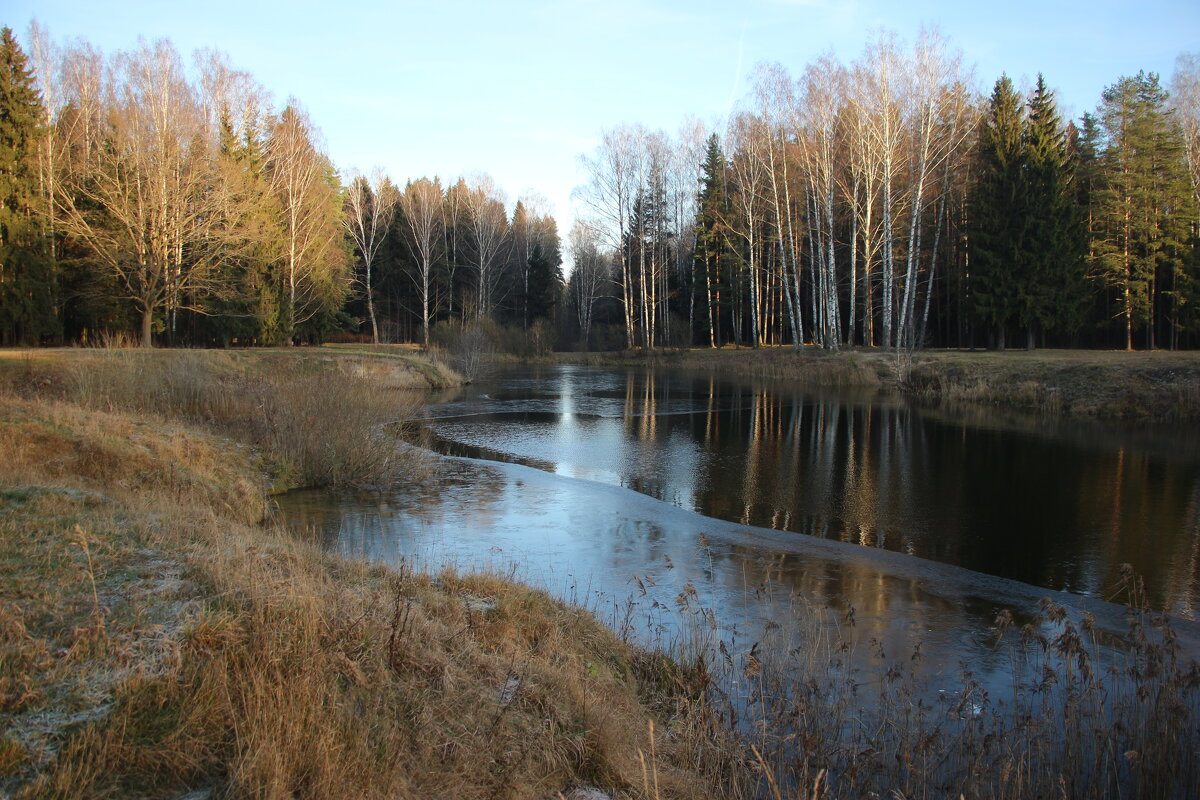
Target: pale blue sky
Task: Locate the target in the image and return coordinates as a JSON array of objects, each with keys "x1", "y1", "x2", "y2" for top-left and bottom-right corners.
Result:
[{"x1": 9, "y1": 0, "x2": 1200, "y2": 240}]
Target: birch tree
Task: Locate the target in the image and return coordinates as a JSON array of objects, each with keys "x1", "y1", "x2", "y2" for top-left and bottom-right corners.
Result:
[
  {"x1": 567, "y1": 219, "x2": 610, "y2": 349},
  {"x1": 795, "y1": 55, "x2": 846, "y2": 349},
  {"x1": 266, "y1": 102, "x2": 348, "y2": 342},
  {"x1": 397, "y1": 175, "x2": 443, "y2": 343},
  {"x1": 344, "y1": 168, "x2": 398, "y2": 342},
  {"x1": 727, "y1": 113, "x2": 770, "y2": 346},
  {"x1": 28, "y1": 22, "x2": 61, "y2": 266},
  {"x1": 577, "y1": 126, "x2": 638, "y2": 347},
  {"x1": 462, "y1": 172, "x2": 509, "y2": 319},
  {"x1": 896, "y1": 30, "x2": 973, "y2": 351},
  {"x1": 53, "y1": 40, "x2": 242, "y2": 346},
  {"x1": 751, "y1": 64, "x2": 804, "y2": 346},
  {"x1": 1171, "y1": 53, "x2": 1200, "y2": 201},
  {"x1": 851, "y1": 34, "x2": 908, "y2": 349}
]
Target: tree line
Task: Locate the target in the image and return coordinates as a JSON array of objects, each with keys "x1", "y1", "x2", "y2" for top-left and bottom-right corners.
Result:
[
  {"x1": 0, "y1": 24, "x2": 562, "y2": 347},
  {"x1": 569, "y1": 31, "x2": 1200, "y2": 351}
]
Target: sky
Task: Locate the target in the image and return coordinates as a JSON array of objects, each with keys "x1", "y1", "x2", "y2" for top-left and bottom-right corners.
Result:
[{"x1": 9, "y1": 0, "x2": 1200, "y2": 263}]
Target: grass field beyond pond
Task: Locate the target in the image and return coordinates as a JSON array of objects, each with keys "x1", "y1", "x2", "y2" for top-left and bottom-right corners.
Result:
[{"x1": 556, "y1": 346, "x2": 1200, "y2": 420}]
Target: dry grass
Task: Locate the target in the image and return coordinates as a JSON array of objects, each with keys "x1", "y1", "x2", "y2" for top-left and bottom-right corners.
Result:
[
  {"x1": 552, "y1": 347, "x2": 888, "y2": 390},
  {"x1": 0, "y1": 349, "x2": 738, "y2": 800},
  {"x1": 903, "y1": 349, "x2": 1200, "y2": 420},
  {"x1": 0, "y1": 347, "x2": 457, "y2": 491},
  {"x1": 554, "y1": 347, "x2": 1200, "y2": 420},
  {"x1": 666, "y1": 582, "x2": 1200, "y2": 800},
  {"x1": 4, "y1": 347, "x2": 1198, "y2": 799}
]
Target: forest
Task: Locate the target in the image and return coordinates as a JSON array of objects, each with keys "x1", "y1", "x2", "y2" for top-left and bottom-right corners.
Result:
[
  {"x1": 1, "y1": 25, "x2": 1198, "y2": 351},
  {"x1": 0, "y1": 24, "x2": 563, "y2": 349},
  {"x1": 572, "y1": 32, "x2": 1200, "y2": 352}
]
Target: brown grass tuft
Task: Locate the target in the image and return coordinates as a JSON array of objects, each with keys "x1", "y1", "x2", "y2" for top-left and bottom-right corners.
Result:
[{"x1": 0, "y1": 348, "x2": 737, "y2": 800}]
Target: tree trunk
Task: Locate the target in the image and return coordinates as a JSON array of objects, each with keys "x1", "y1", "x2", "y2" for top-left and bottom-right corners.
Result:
[
  {"x1": 367, "y1": 265, "x2": 379, "y2": 344},
  {"x1": 141, "y1": 308, "x2": 154, "y2": 348}
]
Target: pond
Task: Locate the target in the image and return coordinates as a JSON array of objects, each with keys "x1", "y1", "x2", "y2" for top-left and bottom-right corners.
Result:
[{"x1": 276, "y1": 363, "x2": 1200, "y2": 696}]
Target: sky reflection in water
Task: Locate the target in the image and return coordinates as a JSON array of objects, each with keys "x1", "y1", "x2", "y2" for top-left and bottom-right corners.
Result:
[{"x1": 277, "y1": 364, "x2": 1200, "y2": 698}]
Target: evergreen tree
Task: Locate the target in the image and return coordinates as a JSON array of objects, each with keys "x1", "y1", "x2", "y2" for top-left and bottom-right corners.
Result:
[
  {"x1": 694, "y1": 134, "x2": 731, "y2": 347},
  {"x1": 196, "y1": 110, "x2": 283, "y2": 345},
  {"x1": 0, "y1": 26, "x2": 54, "y2": 345},
  {"x1": 525, "y1": 242, "x2": 562, "y2": 323},
  {"x1": 1022, "y1": 74, "x2": 1087, "y2": 345},
  {"x1": 968, "y1": 74, "x2": 1026, "y2": 349},
  {"x1": 1093, "y1": 71, "x2": 1195, "y2": 349}
]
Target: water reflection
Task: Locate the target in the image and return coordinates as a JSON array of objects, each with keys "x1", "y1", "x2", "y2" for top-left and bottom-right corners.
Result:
[
  {"x1": 278, "y1": 451, "x2": 1200, "y2": 708},
  {"x1": 425, "y1": 366, "x2": 1200, "y2": 617}
]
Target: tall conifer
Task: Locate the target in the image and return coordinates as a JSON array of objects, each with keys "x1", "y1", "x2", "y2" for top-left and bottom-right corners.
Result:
[
  {"x1": 1022, "y1": 75, "x2": 1086, "y2": 345},
  {"x1": 968, "y1": 75, "x2": 1026, "y2": 349},
  {"x1": 694, "y1": 134, "x2": 731, "y2": 347},
  {"x1": 1093, "y1": 72, "x2": 1195, "y2": 349},
  {"x1": 0, "y1": 26, "x2": 54, "y2": 344}
]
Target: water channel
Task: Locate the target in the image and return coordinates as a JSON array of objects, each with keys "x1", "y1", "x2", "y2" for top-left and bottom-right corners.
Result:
[{"x1": 276, "y1": 364, "x2": 1200, "y2": 697}]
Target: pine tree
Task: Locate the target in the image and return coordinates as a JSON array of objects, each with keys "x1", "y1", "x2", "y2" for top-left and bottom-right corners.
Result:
[
  {"x1": 968, "y1": 75, "x2": 1026, "y2": 349},
  {"x1": 0, "y1": 26, "x2": 54, "y2": 344},
  {"x1": 1093, "y1": 71, "x2": 1195, "y2": 349},
  {"x1": 1022, "y1": 74, "x2": 1086, "y2": 345}
]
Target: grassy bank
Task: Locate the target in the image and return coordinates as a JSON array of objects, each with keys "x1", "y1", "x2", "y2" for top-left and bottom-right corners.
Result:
[
  {"x1": 3, "y1": 348, "x2": 1198, "y2": 799},
  {"x1": 0, "y1": 349, "x2": 739, "y2": 799},
  {"x1": 555, "y1": 347, "x2": 1200, "y2": 420}
]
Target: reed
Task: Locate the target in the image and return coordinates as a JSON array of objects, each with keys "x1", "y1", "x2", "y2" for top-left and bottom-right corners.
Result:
[{"x1": 656, "y1": 573, "x2": 1200, "y2": 799}]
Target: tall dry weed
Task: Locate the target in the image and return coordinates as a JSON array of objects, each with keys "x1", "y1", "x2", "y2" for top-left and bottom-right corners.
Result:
[
  {"x1": 52, "y1": 350, "x2": 422, "y2": 489},
  {"x1": 657, "y1": 572, "x2": 1200, "y2": 800}
]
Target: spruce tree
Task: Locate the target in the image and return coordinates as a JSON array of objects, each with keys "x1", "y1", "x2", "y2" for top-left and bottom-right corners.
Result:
[
  {"x1": 197, "y1": 109, "x2": 281, "y2": 346},
  {"x1": 694, "y1": 134, "x2": 731, "y2": 347},
  {"x1": 1022, "y1": 74, "x2": 1086, "y2": 345},
  {"x1": 525, "y1": 242, "x2": 562, "y2": 322},
  {"x1": 968, "y1": 74, "x2": 1026, "y2": 349},
  {"x1": 0, "y1": 26, "x2": 54, "y2": 344}
]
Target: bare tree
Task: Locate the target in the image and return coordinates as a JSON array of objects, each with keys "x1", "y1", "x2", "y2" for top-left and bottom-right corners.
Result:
[
  {"x1": 577, "y1": 126, "x2": 638, "y2": 348},
  {"x1": 461, "y1": 172, "x2": 509, "y2": 319},
  {"x1": 28, "y1": 22, "x2": 63, "y2": 266},
  {"x1": 727, "y1": 113, "x2": 770, "y2": 346},
  {"x1": 568, "y1": 219, "x2": 610, "y2": 349},
  {"x1": 795, "y1": 54, "x2": 847, "y2": 349},
  {"x1": 669, "y1": 117, "x2": 706, "y2": 343},
  {"x1": 751, "y1": 63, "x2": 805, "y2": 347},
  {"x1": 848, "y1": 33, "x2": 915, "y2": 350},
  {"x1": 344, "y1": 169, "x2": 399, "y2": 342},
  {"x1": 53, "y1": 39, "x2": 245, "y2": 346},
  {"x1": 397, "y1": 176, "x2": 444, "y2": 343},
  {"x1": 266, "y1": 102, "x2": 349, "y2": 341},
  {"x1": 895, "y1": 30, "x2": 973, "y2": 352},
  {"x1": 1172, "y1": 53, "x2": 1200, "y2": 202},
  {"x1": 194, "y1": 49, "x2": 276, "y2": 166},
  {"x1": 502, "y1": 191, "x2": 553, "y2": 329},
  {"x1": 843, "y1": 66, "x2": 885, "y2": 345}
]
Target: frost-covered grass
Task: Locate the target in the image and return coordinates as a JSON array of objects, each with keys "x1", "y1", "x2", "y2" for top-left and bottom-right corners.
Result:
[
  {"x1": 1, "y1": 348, "x2": 1198, "y2": 799},
  {"x1": 0, "y1": 350, "x2": 738, "y2": 800}
]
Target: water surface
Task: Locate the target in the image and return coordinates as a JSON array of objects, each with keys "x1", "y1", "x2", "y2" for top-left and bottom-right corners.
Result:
[
  {"x1": 420, "y1": 365, "x2": 1200, "y2": 617},
  {"x1": 277, "y1": 364, "x2": 1200, "y2": 696}
]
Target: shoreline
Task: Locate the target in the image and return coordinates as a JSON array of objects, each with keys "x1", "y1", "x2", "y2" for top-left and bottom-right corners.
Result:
[
  {"x1": 544, "y1": 346, "x2": 1200, "y2": 421},
  {"x1": 3, "y1": 347, "x2": 1198, "y2": 798},
  {"x1": 0, "y1": 348, "x2": 738, "y2": 799}
]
